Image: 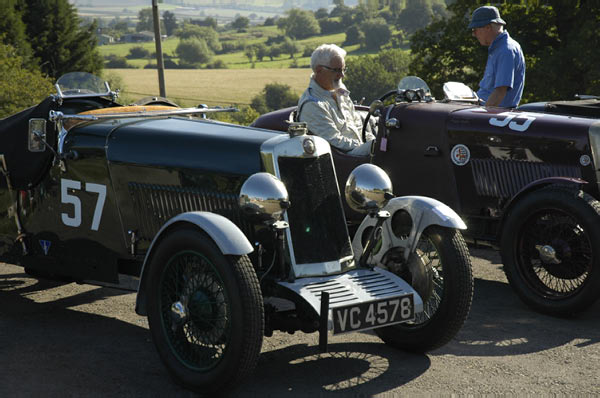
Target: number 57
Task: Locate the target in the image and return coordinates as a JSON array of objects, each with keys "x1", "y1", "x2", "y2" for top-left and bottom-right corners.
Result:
[{"x1": 61, "y1": 178, "x2": 107, "y2": 231}]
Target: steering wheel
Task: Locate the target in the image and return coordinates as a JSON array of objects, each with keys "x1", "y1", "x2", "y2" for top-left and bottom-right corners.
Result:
[{"x1": 361, "y1": 90, "x2": 396, "y2": 143}]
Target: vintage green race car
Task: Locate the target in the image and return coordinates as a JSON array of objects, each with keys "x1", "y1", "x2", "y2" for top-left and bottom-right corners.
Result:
[{"x1": 0, "y1": 73, "x2": 473, "y2": 394}]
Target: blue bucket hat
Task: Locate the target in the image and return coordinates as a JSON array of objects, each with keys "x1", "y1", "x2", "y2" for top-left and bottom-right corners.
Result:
[{"x1": 468, "y1": 6, "x2": 506, "y2": 29}]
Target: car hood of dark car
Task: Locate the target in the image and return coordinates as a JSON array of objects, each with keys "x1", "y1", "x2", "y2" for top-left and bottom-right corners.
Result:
[{"x1": 74, "y1": 116, "x2": 280, "y2": 177}]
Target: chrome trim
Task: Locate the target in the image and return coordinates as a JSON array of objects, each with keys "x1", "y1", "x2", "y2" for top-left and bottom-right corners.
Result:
[
  {"x1": 48, "y1": 107, "x2": 237, "y2": 123},
  {"x1": 260, "y1": 135, "x2": 354, "y2": 277},
  {"x1": 589, "y1": 121, "x2": 600, "y2": 171}
]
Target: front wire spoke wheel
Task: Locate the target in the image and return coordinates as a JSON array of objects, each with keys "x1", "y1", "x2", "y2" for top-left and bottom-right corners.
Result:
[
  {"x1": 146, "y1": 227, "x2": 263, "y2": 394},
  {"x1": 160, "y1": 251, "x2": 230, "y2": 370},
  {"x1": 375, "y1": 226, "x2": 473, "y2": 353}
]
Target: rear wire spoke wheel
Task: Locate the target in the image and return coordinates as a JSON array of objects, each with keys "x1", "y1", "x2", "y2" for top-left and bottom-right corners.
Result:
[
  {"x1": 146, "y1": 227, "x2": 263, "y2": 394},
  {"x1": 375, "y1": 226, "x2": 473, "y2": 352},
  {"x1": 501, "y1": 185, "x2": 600, "y2": 316}
]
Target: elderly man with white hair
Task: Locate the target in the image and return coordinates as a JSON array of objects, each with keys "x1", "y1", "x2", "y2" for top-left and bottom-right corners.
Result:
[{"x1": 296, "y1": 44, "x2": 376, "y2": 156}]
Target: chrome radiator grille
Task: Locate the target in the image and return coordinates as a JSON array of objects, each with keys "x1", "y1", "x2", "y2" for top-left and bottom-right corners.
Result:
[
  {"x1": 471, "y1": 159, "x2": 582, "y2": 198},
  {"x1": 277, "y1": 154, "x2": 352, "y2": 264}
]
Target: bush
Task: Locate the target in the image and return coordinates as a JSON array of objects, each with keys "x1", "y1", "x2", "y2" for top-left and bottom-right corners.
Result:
[
  {"x1": 104, "y1": 55, "x2": 134, "y2": 68},
  {"x1": 176, "y1": 38, "x2": 212, "y2": 65},
  {"x1": 344, "y1": 49, "x2": 412, "y2": 104},
  {"x1": 164, "y1": 59, "x2": 178, "y2": 69},
  {"x1": 127, "y1": 46, "x2": 150, "y2": 59},
  {"x1": 250, "y1": 82, "x2": 299, "y2": 114},
  {"x1": 205, "y1": 59, "x2": 228, "y2": 69},
  {"x1": 212, "y1": 105, "x2": 259, "y2": 126}
]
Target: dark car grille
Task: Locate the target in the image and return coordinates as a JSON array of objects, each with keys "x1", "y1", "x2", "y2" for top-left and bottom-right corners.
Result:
[
  {"x1": 471, "y1": 159, "x2": 582, "y2": 198},
  {"x1": 278, "y1": 154, "x2": 352, "y2": 264},
  {"x1": 128, "y1": 183, "x2": 253, "y2": 241}
]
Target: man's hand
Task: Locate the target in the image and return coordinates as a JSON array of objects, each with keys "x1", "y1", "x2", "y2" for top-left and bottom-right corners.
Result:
[{"x1": 485, "y1": 86, "x2": 508, "y2": 107}]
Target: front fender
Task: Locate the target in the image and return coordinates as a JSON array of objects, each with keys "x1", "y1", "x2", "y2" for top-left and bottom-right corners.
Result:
[
  {"x1": 135, "y1": 211, "x2": 253, "y2": 315},
  {"x1": 351, "y1": 196, "x2": 466, "y2": 267}
]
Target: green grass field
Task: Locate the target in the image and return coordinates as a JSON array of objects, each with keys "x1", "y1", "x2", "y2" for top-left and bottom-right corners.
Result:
[
  {"x1": 98, "y1": 29, "x2": 350, "y2": 69},
  {"x1": 107, "y1": 68, "x2": 311, "y2": 107}
]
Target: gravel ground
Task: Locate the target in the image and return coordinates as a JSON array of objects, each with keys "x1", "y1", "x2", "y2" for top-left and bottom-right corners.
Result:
[{"x1": 1, "y1": 247, "x2": 599, "y2": 397}]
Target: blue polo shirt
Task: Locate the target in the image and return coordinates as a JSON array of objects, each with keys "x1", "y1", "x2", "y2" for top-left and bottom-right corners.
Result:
[{"x1": 477, "y1": 31, "x2": 525, "y2": 108}]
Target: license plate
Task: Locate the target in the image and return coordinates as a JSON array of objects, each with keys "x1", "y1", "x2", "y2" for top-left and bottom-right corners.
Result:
[{"x1": 332, "y1": 294, "x2": 414, "y2": 334}]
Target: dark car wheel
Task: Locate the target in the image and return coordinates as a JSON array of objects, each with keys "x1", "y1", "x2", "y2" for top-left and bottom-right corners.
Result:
[
  {"x1": 500, "y1": 185, "x2": 600, "y2": 316},
  {"x1": 375, "y1": 226, "x2": 473, "y2": 353},
  {"x1": 146, "y1": 227, "x2": 264, "y2": 394}
]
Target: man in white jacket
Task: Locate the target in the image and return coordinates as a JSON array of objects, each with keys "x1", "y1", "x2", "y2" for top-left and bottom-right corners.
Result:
[{"x1": 297, "y1": 44, "x2": 376, "y2": 156}]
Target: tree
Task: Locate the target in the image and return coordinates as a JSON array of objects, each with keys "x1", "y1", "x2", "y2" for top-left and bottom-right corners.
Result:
[
  {"x1": 361, "y1": 18, "x2": 392, "y2": 50},
  {"x1": 344, "y1": 25, "x2": 364, "y2": 46},
  {"x1": 112, "y1": 20, "x2": 130, "y2": 33},
  {"x1": 175, "y1": 38, "x2": 212, "y2": 65},
  {"x1": 192, "y1": 17, "x2": 218, "y2": 30},
  {"x1": 127, "y1": 46, "x2": 150, "y2": 59},
  {"x1": 254, "y1": 43, "x2": 268, "y2": 62},
  {"x1": 278, "y1": 9, "x2": 320, "y2": 39},
  {"x1": 314, "y1": 8, "x2": 329, "y2": 19},
  {"x1": 0, "y1": 41, "x2": 53, "y2": 118},
  {"x1": 231, "y1": 16, "x2": 250, "y2": 31},
  {"x1": 136, "y1": 8, "x2": 153, "y2": 32},
  {"x1": 344, "y1": 49, "x2": 412, "y2": 104},
  {"x1": 175, "y1": 23, "x2": 221, "y2": 52},
  {"x1": 244, "y1": 45, "x2": 255, "y2": 63},
  {"x1": 267, "y1": 45, "x2": 282, "y2": 61},
  {"x1": 280, "y1": 37, "x2": 301, "y2": 59},
  {"x1": 0, "y1": 0, "x2": 34, "y2": 66},
  {"x1": 21, "y1": 0, "x2": 103, "y2": 79},
  {"x1": 163, "y1": 11, "x2": 178, "y2": 36},
  {"x1": 397, "y1": 0, "x2": 434, "y2": 35},
  {"x1": 409, "y1": 1, "x2": 600, "y2": 103},
  {"x1": 250, "y1": 83, "x2": 299, "y2": 114}
]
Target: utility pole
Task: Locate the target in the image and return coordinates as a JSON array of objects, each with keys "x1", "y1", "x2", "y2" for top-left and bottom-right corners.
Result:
[{"x1": 152, "y1": 0, "x2": 166, "y2": 97}]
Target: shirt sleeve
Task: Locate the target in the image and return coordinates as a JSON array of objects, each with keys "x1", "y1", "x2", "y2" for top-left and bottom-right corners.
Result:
[
  {"x1": 494, "y1": 50, "x2": 516, "y2": 89},
  {"x1": 299, "y1": 100, "x2": 363, "y2": 152}
]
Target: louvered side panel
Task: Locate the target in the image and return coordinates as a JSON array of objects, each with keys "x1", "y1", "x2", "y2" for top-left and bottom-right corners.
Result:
[
  {"x1": 128, "y1": 183, "x2": 253, "y2": 241},
  {"x1": 471, "y1": 159, "x2": 581, "y2": 198}
]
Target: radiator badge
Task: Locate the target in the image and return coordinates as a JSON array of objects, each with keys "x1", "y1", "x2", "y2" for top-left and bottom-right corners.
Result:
[
  {"x1": 580, "y1": 154, "x2": 591, "y2": 167},
  {"x1": 451, "y1": 144, "x2": 471, "y2": 166},
  {"x1": 39, "y1": 240, "x2": 51, "y2": 255}
]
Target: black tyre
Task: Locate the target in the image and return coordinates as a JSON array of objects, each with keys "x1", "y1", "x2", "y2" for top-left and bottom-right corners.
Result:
[
  {"x1": 500, "y1": 185, "x2": 600, "y2": 316},
  {"x1": 375, "y1": 226, "x2": 473, "y2": 352},
  {"x1": 146, "y1": 227, "x2": 264, "y2": 394}
]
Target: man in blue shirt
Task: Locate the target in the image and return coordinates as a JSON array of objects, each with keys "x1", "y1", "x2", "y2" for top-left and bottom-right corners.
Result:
[{"x1": 469, "y1": 6, "x2": 525, "y2": 108}]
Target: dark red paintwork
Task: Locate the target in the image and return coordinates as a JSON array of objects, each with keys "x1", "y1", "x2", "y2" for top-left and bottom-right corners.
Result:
[{"x1": 251, "y1": 100, "x2": 600, "y2": 243}]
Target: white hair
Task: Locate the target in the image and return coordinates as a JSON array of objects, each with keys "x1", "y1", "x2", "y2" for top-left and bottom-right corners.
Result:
[{"x1": 310, "y1": 44, "x2": 346, "y2": 72}]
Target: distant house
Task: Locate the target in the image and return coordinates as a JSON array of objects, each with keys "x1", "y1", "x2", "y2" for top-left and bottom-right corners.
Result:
[
  {"x1": 120, "y1": 31, "x2": 154, "y2": 43},
  {"x1": 97, "y1": 34, "x2": 115, "y2": 45}
]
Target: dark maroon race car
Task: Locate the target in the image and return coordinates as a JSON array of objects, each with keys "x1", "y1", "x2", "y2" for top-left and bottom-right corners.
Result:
[{"x1": 252, "y1": 77, "x2": 600, "y2": 317}]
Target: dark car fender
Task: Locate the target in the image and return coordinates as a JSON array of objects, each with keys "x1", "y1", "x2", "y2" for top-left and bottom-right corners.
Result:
[
  {"x1": 497, "y1": 176, "x2": 587, "y2": 240},
  {"x1": 135, "y1": 211, "x2": 253, "y2": 316}
]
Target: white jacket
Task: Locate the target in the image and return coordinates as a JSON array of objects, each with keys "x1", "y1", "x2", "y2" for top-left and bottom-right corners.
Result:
[{"x1": 297, "y1": 78, "x2": 375, "y2": 156}]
